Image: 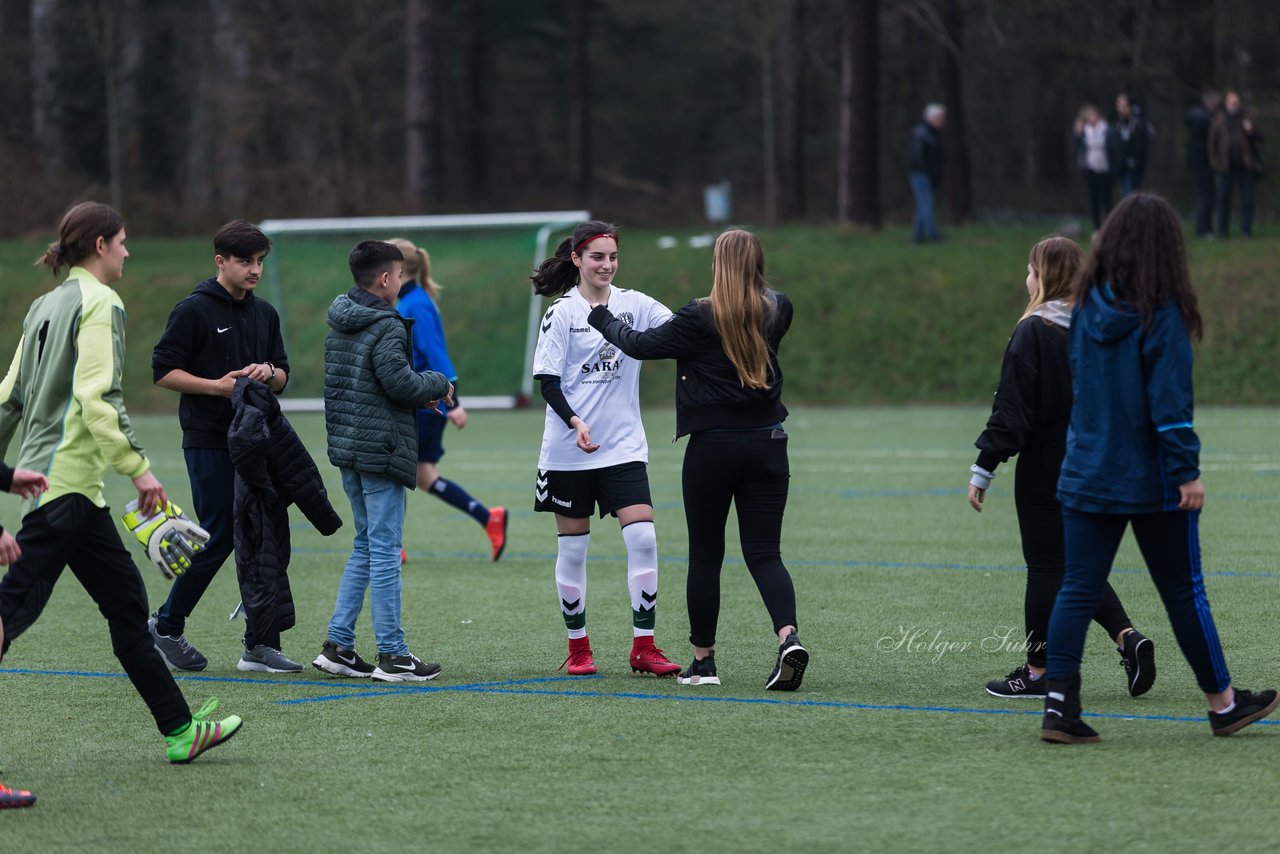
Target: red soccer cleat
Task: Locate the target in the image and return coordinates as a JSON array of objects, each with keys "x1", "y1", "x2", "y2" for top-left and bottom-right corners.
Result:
[
  {"x1": 485, "y1": 507, "x2": 508, "y2": 561},
  {"x1": 630, "y1": 637, "x2": 681, "y2": 677},
  {"x1": 559, "y1": 636, "x2": 597, "y2": 675},
  {"x1": 400, "y1": 548, "x2": 408, "y2": 564},
  {"x1": 0, "y1": 783, "x2": 36, "y2": 809}
]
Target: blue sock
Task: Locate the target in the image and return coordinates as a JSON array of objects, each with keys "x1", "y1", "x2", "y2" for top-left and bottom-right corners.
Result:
[{"x1": 430, "y1": 477, "x2": 490, "y2": 525}]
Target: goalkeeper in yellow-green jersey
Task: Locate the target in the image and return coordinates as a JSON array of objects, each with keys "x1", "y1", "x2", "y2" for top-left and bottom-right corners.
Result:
[{"x1": 0, "y1": 202, "x2": 241, "y2": 764}]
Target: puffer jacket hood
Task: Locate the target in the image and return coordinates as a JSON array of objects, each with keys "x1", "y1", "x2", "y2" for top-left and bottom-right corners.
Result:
[
  {"x1": 328, "y1": 286, "x2": 398, "y2": 334},
  {"x1": 1079, "y1": 284, "x2": 1142, "y2": 344}
]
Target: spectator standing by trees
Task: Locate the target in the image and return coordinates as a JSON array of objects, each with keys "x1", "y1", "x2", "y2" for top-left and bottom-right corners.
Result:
[
  {"x1": 1113, "y1": 94, "x2": 1150, "y2": 196},
  {"x1": 1186, "y1": 91, "x2": 1222, "y2": 237},
  {"x1": 908, "y1": 104, "x2": 946, "y2": 244},
  {"x1": 1210, "y1": 90, "x2": 1264, "y2": 238},
  {"x1": 1074, "y1": 105, "x2": 1116, "y2": 230}
]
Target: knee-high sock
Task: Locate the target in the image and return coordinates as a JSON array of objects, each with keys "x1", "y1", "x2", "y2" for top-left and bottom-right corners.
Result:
[
  {"x1": 429, "y1": 477, "x2": 490, "y2": 525},
  {"x1": 623, "y1": 521, "x2": 658, "y2": 638},
  {"x1": 555, "y1": 532, "x2": 590, "y2": 640}
]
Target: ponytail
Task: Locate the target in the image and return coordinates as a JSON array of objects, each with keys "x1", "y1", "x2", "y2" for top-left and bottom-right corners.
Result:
[
  {"x1": 33, "y1": 201, "x2": 124, "y2": 277},
  {"x1": 387, "y1": 237, "x2": 442, "y2": 300},
  {"x1": 530, "y1": 220, "x2": 618, "y2": 298}
]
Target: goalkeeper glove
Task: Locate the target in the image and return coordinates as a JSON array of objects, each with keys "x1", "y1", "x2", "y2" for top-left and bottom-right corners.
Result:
[{"x1": 121, "y1": 499, "x2": 211, "y2": 580}]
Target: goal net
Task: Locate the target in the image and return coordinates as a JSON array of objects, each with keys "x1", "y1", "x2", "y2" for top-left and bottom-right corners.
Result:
[{"x1": 257, "y1": 210, "x2": 589, "y2": 412}]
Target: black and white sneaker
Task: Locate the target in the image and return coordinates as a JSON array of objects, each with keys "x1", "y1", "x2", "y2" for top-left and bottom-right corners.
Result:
[
  {"x1": 765, "y1": 633, "x2": 808, "y2": 691},
  {"x1": 985, "y1": 664, "x2": 1048, "y2": 699},
  {"x1": 148, "y1": 615, "x2": 208, "y2": 672},
  {"x1": 677, "y1": 654, "x2": 720, "y2": 686},
  {"x1": 1209, "y1": 688, "x2": 1279, "y2": 736},
  {"x1": 372, "y1": 652, "x2": 441, "y2": 682},
  {"x1": 312, "y1": 641, "x2": 376, "y2": 678},
  {"x1": 1118, "y1": 629, "x2": 1156, "y2": 697}
]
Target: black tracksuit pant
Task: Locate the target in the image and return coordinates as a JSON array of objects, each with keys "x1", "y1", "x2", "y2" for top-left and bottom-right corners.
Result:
[
  {"x1": 681, "y1": 428, "x2": 797, "y2": 649},
  {"x1": 0, "y1": 494, "x2": 191, "y2": 734},
  {"x1": 1015, "y1": 445, "x2": 1131, "y2": 668}
]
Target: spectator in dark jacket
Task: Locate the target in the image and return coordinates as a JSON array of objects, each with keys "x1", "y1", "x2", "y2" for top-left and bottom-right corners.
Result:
[
  {"x1": 1210, "y1": 90, "x2": 1264, "y2": 238},
  {"x1": 1112, "y1": 94, "x2": 1151, "y2": 196},
  {"x1": 228, "y1": 378, "x2": 342, "y2": 665},
  {"x1": 909, "y1": 104, "x2": 946, "y2": 244},
  {"x1": 316, "y1": 241, "x2": 452, "y2": 683},
  {"x1": 1186, "y1": 91, "x2": 1222, "y2": 237},
  {"x1": 1040, "y1": 193, "x2": 1277, "y2": 744},
  {"x1": 968, "y1": 237, "x2": 1153, "y2": 702},
  {"x1": 588, "y1": 228, "x2": 807, "y2": 692}
]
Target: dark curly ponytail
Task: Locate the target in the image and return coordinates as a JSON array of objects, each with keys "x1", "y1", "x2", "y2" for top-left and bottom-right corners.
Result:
[{"x1": 530, "y1": 220, "x2": 618, "y2": 297}]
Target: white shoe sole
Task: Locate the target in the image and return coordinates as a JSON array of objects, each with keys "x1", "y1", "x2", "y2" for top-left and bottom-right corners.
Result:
[
  {"x1": 371, "y1": 668, "x2": 441, "y2": 682},
  {"x1": 765, "y1": 643, "x2": 809, "y2": 690},
  {"x1": 237, "y1": 659, "x2": 302, "y2": 674},
  {"x1": 311, "y1": 656, "x2": 373, "y2": 678},
  {"x1": 676, "y1": 675, "x2": 721, "y2": 686}
]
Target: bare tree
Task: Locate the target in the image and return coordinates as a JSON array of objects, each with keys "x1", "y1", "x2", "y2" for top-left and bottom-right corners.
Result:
[
  {"x1": 460, "y1": 0, "x2": 490, "y2": 201},
  {"x1": 30, "y1": 0, "x2": 64, "y2": 180},
  {"x1": 774, "y1": 0, "x2": 805, "y2": 219},
  {"x1": 937, "y1": 0, "x2": 972, "y2": 223},
  {"x1": 567, "y1": 0, "x2": 591, "y2": 202},
  {"x1": 406, "y1": 0, "x2": 444, "y2": 210},
  {"x1": 838, "y1": 0, "x2": 880, "y2": 226}
]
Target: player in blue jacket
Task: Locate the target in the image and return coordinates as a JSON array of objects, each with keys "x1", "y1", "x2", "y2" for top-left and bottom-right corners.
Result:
[
  {"x1": 1040, "y1": 193, "x2": 1277, "y2": 743},
  {"x1": 388, "y1": 238, "x2": 506, "y2": 563}
]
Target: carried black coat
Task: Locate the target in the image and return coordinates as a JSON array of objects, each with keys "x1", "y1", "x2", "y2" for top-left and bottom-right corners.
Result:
[{"x1": 228, "y1": 377, "x2": 342, "y2": 642}]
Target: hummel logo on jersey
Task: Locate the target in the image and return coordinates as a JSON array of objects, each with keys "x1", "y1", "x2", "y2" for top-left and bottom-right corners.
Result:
[
  {"x1": 217, "y1": 326, "x2": 231, "y2": 333},
  {"x1": 570, "y1": 326, "x2": 590, "y2": 333}
]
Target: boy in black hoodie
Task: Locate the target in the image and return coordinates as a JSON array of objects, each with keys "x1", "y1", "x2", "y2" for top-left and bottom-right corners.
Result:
[{"x1": 150, "y1": 220, "x2": 296, "y2": 673}]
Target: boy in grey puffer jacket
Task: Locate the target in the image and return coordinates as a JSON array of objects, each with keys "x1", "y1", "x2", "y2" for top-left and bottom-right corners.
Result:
[{"x1": 316, "y1": 241, "x2": 452, "y2": 683}]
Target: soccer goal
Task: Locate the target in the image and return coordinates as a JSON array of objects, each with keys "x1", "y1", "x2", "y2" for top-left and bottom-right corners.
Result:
[{"x1": 257, "y1": 210, "x2": 589, "y2": 412}]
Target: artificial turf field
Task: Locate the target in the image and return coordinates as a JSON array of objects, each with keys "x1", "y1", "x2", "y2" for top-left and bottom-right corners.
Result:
[{"x1": 2, "y1": 405, "x2": 1278, "y2": 852}]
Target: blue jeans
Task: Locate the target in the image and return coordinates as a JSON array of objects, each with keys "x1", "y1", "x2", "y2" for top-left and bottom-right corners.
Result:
[
  {"x1": 328, "y1": 468, "x2": 409, "y2": 655},
  {"x1": 908, "y1": 172, "x2": 940, "y2": 243}
]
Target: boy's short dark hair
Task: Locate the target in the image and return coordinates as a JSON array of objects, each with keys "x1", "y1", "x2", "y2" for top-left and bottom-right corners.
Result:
[
  {"x1": 214, "y1": 220, "x2": 272, "y2": 259},
  {"x1": 349, "y1": 240, "x2": 404, "y2": 287}
]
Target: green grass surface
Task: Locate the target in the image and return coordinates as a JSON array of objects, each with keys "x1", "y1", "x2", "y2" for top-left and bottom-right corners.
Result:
[
  {"x1": 2, "y1": 406, "x2": 1279, "y2": 852},
  {"x1": 2, "y1": 223, "x2": 1278, "y2": 408}
]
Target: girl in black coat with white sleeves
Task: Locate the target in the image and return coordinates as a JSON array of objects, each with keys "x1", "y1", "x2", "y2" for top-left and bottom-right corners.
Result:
[{"x1": 588, "y1": 228, "x2": 807, "y2": 691}]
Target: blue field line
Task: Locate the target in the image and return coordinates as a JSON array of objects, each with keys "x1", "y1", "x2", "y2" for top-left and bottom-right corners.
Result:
[
  {"x1": 5, "y1": 666, "x2": 1274, "y2": 728},
  {"x1": 289, "y1": 546, "x2": 1280, "y2": 579}
]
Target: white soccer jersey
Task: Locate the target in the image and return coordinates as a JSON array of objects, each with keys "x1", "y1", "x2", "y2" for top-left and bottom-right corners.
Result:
[{"x1": 533, "y1": 285, "x2": 672, "y2": 471}]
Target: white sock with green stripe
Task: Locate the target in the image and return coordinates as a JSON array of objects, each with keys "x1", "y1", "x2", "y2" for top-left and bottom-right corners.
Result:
[
  {"x1": 556, "y1": 532, "x2": 589, "y2": 640},
  {"x1": 623, "y1": 521, "x2": 657, "y2": 638}
]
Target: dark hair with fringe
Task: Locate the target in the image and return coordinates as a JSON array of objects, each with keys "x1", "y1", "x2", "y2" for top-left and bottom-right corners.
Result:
[
  {"x1": 529, "y1": 220, "x2": 618, "y2": 297},
  {"x1": 1073, "y1": 193, "x2": 1202, "y2": 340},
  {"x1": 214, "y1": 220, "x2": 272, "y2": 259},
  {"x1": 34, "y1": 201, "x2": 125, "y2": 276},
  {"x1": 348, "y1": 240, "x2": 404, "y2": 288}
]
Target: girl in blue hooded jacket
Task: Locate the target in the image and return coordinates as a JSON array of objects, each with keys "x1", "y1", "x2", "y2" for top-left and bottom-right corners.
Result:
[{"x1": 1040, "y1": 192, "x2": 1277, "y2": 743}]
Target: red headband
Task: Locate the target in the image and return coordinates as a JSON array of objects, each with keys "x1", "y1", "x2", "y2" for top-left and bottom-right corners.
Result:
[{"x1": 573, "y1": 233, "x2": 618, "y2": 255}]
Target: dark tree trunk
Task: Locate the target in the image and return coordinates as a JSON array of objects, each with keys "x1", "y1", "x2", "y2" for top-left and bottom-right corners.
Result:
[
  {"x1": 30, "y1": 0, "x2": 64, "y2": 179},
  {"x1": 937, "y1": 0, "x2": 972, "y2": 223},
  {"x1": 838, "y1": 0, "x2": 880, "y2": 226},
  {"x1": 567, "y1": 0, "x2": 590, "y2": 202},
  {"x1": 460, "y1": 0, "x2": 489, "y2": 201},
  {"x1": 406, "y1": 0, "x2": 444, "y2": 211},
  {"x1": 1, "y1": 0, "x2": 35, "y2": 149},
  {"x1": 774, "y1": 0, "x2": 805, "y2": 220}
]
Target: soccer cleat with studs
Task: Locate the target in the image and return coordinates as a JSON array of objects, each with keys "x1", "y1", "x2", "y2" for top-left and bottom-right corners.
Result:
[
  {"x1": 559, "y1": 636, "x2": 597, "y2": 675},
  {"x1": 165, "y1": 698, "x2": 243, "y2": 764},
  {"x1": 629, "y1": 638, "x2": 681, "y2": 677}
]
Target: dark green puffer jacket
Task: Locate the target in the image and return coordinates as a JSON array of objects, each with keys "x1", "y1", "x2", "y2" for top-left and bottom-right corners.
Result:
[{"x1": 324, "y1": 287, "x2": 450, "y2": 487}]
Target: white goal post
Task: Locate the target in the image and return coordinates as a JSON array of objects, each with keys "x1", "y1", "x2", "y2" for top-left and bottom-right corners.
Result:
[{"x1": 257, "y1": 210, "x2": 589, "y2": 412}]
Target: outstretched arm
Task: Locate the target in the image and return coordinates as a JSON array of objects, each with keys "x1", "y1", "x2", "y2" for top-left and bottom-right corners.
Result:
[{"x1": 587, "y1": 304, "x2": 700, "y2": 360}]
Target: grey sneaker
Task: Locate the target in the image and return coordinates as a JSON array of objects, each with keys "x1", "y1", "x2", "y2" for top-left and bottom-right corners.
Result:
[
  {"x1": 148, "y1": 616, "x2": 208, "y2": 672},
  {"x1": 237, "y1": 644, "x2": 303, "y2": 673}
]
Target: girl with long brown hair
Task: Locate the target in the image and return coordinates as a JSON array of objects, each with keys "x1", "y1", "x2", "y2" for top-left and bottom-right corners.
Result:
[
  {"x1": 588, "y1": 228, "x2": 806, "y2": 690},
  {"x1": 969, "y1": 237, "x2": 1154, "y2": 701}
]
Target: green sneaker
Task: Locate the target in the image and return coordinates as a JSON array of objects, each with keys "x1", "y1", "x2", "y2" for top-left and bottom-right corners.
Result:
[{"x1": 164, "y1": 698, "x2": 242, "y2": 764}]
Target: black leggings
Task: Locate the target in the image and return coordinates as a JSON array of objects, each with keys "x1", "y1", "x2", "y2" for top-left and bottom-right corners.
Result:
[
  {"x1": 1015, "y1": 450, "x2": 1131, "y2": 668},
  {"x1": 682, "y1": 429, "x2": 797, "y2": 648}
]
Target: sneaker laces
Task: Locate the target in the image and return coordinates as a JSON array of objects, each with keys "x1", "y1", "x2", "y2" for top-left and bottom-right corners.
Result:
[
  {"x1": 190, "y1": 698, "x2": 221, "y2": 722},
  {"x1": 162, "y1": 631, "x2": 196, "y2": 655},
  {"x1": 635, "y1": 644, "x2": 673, "y2": 663},
  {"x1": 559, "y1": 648, "x2": 593, "y2": 671}
]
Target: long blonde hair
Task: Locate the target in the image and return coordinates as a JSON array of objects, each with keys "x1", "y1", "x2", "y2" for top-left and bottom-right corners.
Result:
[
  {"x1": 708, "y1": 229, "x2": 773, "y2": 390},
  {"x1": 1021, "y1": 236, "x2": 1082, "y2": 321},
  {"x1": 387, "y1": 237, "x2": 441, "y2": 300}
]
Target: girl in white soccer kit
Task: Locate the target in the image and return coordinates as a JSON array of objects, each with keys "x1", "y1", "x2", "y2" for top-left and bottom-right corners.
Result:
[{"x1": 530, "y1": 220, "x2": 681, "y2": 676}]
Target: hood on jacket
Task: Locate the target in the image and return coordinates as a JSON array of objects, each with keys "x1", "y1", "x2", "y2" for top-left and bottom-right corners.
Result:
[
  {"x1": 327, "y1": 286, "x2": 399, "y2": 334},
  {"x1": 1030, "y1": 298, "x2": 1073, "y2": 329},
  {"x1": 193, "y1": 276, "x2": 256, "y2": 307},
  {"x1": 1079, "y1": 284, "x2": 1142, "y2": 345}
]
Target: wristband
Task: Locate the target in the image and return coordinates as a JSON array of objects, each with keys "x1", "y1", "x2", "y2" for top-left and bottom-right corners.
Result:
[{"x1": 969, "y1": 464, "x2": 995, "y2": 491}]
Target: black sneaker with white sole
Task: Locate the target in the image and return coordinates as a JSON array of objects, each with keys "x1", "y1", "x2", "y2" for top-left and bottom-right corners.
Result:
[
  {"x1": 148, "y1": 615, "x2": 208, "y2": 672},
  {"x1": 765, "y1": 634, "x2": 808, "y2": 691},
  {"x1": 1118, "y1": 629, "x2": 1156, "y2": 697},
  {"x1": 1209, "y1": 688, "x2": 1279, "y2": 736},
  {"x1": 677, "y1": 654, "x2": 720, "y2": 686},
  {"x1": 312, "y1": 641, "x2": 376, "y2": 678},
  {"x1": 372, "y1": 652, "x2": 441, "y2": 682},
  {"x1": 985, "y1": 664, "x2": 1048, "y2": 699}
]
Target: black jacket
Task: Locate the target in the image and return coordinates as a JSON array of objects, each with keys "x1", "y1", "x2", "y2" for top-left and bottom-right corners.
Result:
[
  {"x1": 909, "y1": 122, "x2": 944, "y2": 185},
  {"x1": 588, "y1": 291, "x2": 791, "y2": 438},
  {"x1": 973, "y1": 311, "x2": 1071, "y2": 475},
  {"x1": 228, "y1": 378, "x2": 342, "y2": 644},
  {"x1": 153, "y1": 278, "x2": 290, "y2": 449}
]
